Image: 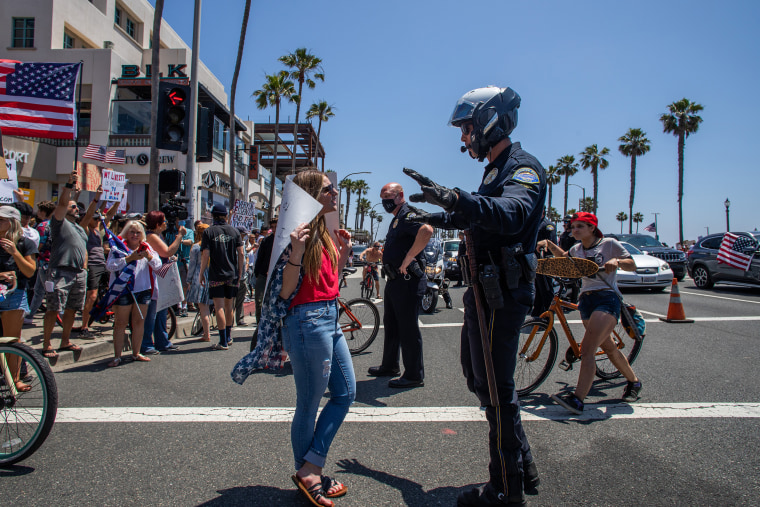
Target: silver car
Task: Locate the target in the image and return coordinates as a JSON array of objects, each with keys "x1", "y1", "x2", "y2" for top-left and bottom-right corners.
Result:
[{"x1": 616, "y1": 242, "x2": 674, "y2": 291}]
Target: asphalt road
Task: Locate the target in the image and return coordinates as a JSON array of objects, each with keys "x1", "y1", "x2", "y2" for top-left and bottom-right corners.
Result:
[{"x1": 2, "y1": 274, "x2": 759, "y2": 506}]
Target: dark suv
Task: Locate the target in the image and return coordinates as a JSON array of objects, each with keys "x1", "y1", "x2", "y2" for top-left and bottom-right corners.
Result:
[
  {"x1": 608, "y1": 234, "x2": 687, "y2": 280},
  {"x1": 687, "y1": 232, "x2": 760, "y2": 289}
]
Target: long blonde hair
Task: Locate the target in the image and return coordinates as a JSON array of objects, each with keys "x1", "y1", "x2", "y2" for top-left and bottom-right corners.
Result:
[
  {"x1": 293, "y1": 170, "x2": 337, "y2": 281},
  {"x1": 1, "y1": 215, "x2": 23, "y2": 244}
]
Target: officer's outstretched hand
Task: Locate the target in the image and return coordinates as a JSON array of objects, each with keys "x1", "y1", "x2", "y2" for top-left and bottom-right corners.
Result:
[
  {"x1": 403, "y1": 167, "x2": 458, "y2": 212},
  {"x1": 407, "y1": 210, "x2": 448, "y2": 229}
]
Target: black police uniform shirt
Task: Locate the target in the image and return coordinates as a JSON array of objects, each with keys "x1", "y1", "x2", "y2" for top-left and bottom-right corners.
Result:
[
  {"x1": 444, "y1": 142, "x2": 547, "y2": 264},
  {"x1": 200, "y1": 223, "x2": 242, "y2": 282},
  {"x1": 537, "y1": 218, "x2": 557, "y2": 244},
  {"x1": 382, "y1": 202, "x2": 425, "y2": 269},
  {"x1": 559, "y1": 229, "x2": 578, "y2": 252},
  {"x1": 0, "y1": 237, "x2": 38, "y2": 291}
]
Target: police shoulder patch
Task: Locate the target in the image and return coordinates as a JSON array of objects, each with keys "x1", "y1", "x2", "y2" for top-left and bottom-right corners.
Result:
[
  {"x1": 547, "y1": 224, "x2": 555, "y2": 231},
  {"x1": 512, "y1": 167, "x2": 540, "y2": 185},
  {"x1": 483, "y1": 168, "x2": 499, "y2": 185}
]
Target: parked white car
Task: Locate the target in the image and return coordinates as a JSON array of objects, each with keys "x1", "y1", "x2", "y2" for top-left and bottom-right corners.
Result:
[{"x1": 616, "y1": 242, "x2": 674, "y2": 291}]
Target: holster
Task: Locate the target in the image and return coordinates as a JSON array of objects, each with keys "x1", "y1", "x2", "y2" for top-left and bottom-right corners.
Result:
[
  {"x1": 500, "y1": 244, "x2": 524, "y2": 290},
  {"x1": 382, "y1": 263, "x2": 398, "y2": 281},
  {"x1": 459, "y1": 253, "x2": 472, "y2": 287}
]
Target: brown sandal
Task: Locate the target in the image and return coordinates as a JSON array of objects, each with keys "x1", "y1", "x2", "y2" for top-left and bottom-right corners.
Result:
[
  {"x1": 321, "y1": 475, "x2": 347, "y2": 498},
  {"x1": 292, "y1": 475, "x2": 333, "y2": 507}
]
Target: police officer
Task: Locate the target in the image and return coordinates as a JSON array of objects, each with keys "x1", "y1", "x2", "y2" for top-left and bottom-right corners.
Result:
[
  {"x1": 367, "y1": 182, "x2": 433, "y2": 388},
  {"x1": 404, "y1": 86, "x2": 543, "y2": 506},
  {"x1": 558, "y1": 214, "x2": 580, "y2": 303},
  {"x1": 532, "y1": 208, "x2": 557, "y2": 317}
]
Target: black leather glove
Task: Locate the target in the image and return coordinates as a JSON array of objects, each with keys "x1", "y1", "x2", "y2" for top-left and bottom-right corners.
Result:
[
  {"x1": 406, "y1": 210, "x2": 449, "y2": 228},
  {"x1": 403, "y1": 167, "x2": 458, "y2": 212}
]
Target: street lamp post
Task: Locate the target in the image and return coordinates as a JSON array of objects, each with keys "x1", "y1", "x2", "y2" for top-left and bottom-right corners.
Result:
[
  {"x1": 724, "y1": 198, "x2": 730, "y2": 232},
  {"x1": 568, "y1": 183, "x2": 586, "y2": 212},
  {"x1": 337, "y1": 171, "x2": 371, "y2": 228}
]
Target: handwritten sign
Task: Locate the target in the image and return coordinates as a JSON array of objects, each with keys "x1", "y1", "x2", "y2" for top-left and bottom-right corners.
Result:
[
  {"x1": 102, "y1": 168, "x2": 127, "y2": 202},
  {"x1": 0, "y1": 159, "x2": 18, "y2": 204},
  {"x1": 230, "y1": 199, "x2": 258, "y2": 231},
  {"x1": 85, "y1": 165, "x2": 102, "y2": 191}
]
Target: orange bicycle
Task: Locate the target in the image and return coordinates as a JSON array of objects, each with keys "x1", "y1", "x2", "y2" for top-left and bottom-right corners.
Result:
[{"x1": 516, "y1": 279, "x2": 643, "y2": 396}]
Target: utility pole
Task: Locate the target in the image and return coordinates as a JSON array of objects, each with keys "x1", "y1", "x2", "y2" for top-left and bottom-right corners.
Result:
[
  {"x1": 186, "y1": 0, "x2": 201, "y2": 221},
  {"x1": 652, "y1": 212, "x2": 660, "y2": 242}
]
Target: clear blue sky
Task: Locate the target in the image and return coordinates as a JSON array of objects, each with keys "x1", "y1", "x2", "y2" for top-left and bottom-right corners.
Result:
[{"x1": 153, "y1": 0, "x2": 760, "y2": 245}]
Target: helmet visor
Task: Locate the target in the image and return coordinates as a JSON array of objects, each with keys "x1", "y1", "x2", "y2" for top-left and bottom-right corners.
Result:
[{"x1": 448, "y1": 100, "x2": 477, "y2": 127}]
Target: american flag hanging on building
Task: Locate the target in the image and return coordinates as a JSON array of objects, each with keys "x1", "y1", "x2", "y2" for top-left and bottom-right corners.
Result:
[
  {"x1": 83, "y1": 143, "x2": 107, "y2": 162},
  {"x1": 0, "y1": 60, "x2": 81, "y2": 140},
  {"x1": 717, "y1": 233, "x2": 755, "y2": 271},
  {"x1": 105, "y1": 149, "x2": 126, "y2": 164},
  {"x1": 644, "y1": 222, "x2": 657, "y2": 232}
]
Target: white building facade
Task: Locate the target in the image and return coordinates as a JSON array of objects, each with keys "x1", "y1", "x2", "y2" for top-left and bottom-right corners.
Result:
[{"x1": 1, "y1": 0, "x2": 277, "y2": 224}]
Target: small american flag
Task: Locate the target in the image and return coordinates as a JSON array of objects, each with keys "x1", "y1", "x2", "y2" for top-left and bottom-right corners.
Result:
[
  {"x1": 83, "y1": 143, "x2": 107, "y2": 162},
  {"x1": 105, "y1": 149, "x2": 126, "y2": 164},
  {"x1": 717, "y1": 233, "x2": 756, "y2": 271},
  {"x1": 0, "y1": 60, "x2": 81, "y2": 140},
  {"x1": 644, "y1": 222, "x2": 656, "y2": 232},
  {"x1": 154, "y1": 260, "x2": 176, "y2": 278}
]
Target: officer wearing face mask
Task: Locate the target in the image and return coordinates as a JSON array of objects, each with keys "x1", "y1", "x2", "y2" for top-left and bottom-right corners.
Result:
[
  {"x1": 366, "y1": 183, "x2": 432, "y2": 389},
  {"x1": 403, "y1": 86, "x2": 545, "y2": 506}
]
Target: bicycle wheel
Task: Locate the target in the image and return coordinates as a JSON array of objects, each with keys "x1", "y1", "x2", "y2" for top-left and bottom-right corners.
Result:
[
  {"x1": 0, "y1": 342, "x2": 58, "y2": 466},
  {"x1": 340, "y1": 298, "x2": 380, "y2": 355},
  {"x1": 516, "y1": 318, "x2": 559, "y2": 396},
  {"x1": 167, "y1": 307, "x2": 177, "y2": 340},
  {"x1": 191, "y1": 311, "x2": 203, "y2": 336},
  {"x1": 595, "y1": 318, "x2": 643, "y2": 380}
]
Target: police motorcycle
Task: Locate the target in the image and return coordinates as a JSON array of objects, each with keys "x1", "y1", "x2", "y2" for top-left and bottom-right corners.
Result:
[{"x1": 421, "y1": 238, "x2": 452, "y2": 313}]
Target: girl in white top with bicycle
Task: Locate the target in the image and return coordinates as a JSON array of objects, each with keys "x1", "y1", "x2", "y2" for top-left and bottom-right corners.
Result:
[{"x1": 537, "y1": 212, "x2": 643, "y2": 414}]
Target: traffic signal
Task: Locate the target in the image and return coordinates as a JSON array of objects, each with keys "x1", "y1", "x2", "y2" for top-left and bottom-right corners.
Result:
[
  {"x1": 156, "y1": 81, "x2": 190, "y2": 153},
  {"x1": 196, "y1": 105, "x2": 213, "y2": 163}
]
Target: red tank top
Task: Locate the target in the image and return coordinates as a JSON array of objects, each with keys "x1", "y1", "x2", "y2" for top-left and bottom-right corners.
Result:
[{"x1": 290, "y1": 244, "x2": 339, "y2": 309}]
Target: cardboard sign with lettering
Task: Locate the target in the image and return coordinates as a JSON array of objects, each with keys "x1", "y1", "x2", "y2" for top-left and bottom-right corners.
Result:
[
  {"x1": 102, "y1": 168, "x2": 127, "y2": 202},
  {"x1": 85, "y1": 165, "x2": 102, "y2": 191},
  {"x1": 230, "y1": 199, "x2": 258, "y2": 231},
  {"x1": 0, "y1": 159, "x2": 18, "y2": 204}
]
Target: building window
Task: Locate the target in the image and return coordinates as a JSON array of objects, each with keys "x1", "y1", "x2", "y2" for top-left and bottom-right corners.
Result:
[
  {"x1": 12, "y1": 18, "x2": 35, "y2": 48},
  {"x1": 114, "y1": 8, "x2": 121, "y2": 26},
  {"x1": 126, "y1": 18, "x2": 135, "y2": 38},
  {"x1": 111, "y1": 100, "x2": 151, "y2": 135},
  {"x1": 63, "y1": 33, "x2": 74, "y2": 49},
  {"x1": 213, "y1": 117, "x2": 228, "y2": 152}
]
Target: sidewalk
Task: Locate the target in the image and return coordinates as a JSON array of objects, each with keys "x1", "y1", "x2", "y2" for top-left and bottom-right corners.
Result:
[{"x1": 20, "y1": 301, "x2": 256, "y2": 367}]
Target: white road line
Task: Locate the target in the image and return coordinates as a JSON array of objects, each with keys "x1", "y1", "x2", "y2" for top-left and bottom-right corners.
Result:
[
  {"x1": 54, "y1": 403, "x2": 760, "y2": 423},
  {"x1": 681, "y1": 290, "x2": 760, "y2": 305}
]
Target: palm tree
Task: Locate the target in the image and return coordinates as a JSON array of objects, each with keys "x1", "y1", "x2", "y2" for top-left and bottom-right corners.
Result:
[
  {"x1": 660, "y1": 98, "x2": 704, "y2": 245},
  {"x1": 579, "y1": 144, "x2": 610, "y2": 215},
  {"x1": 356, "y1": 198, "x2": 371, "y2": 230},
  {"x1": 580, "y1": 197, "x2": 595, "y2": 212},
  {"x1": 305, "y1": 101, "x2": 335, "y2": 169},
  {"x1": 618, "y1": 128, "x2": 651, "y2": 233},
  {"x1": 555, "y1": 155, "x2": 579, "y2": 217},
  {"x1": 633, "y1": 212, "x2": 644, "y2": 232},
  {"x1": 547, "y1": 207, "x2": 561, "y2": 223},
  {"x1": 352, "y1": 179, "x2": 369, "y2": 229},
  {"x1": 546, "y1": 164, "x2": 561, "y2": 214},
  {"x1": 340, "y1": 179, "x2": 356, "y2": 228},
  {"x1": 374, "y1": 215, "x2": 383, "y2": 242},
  {"x1": 279, "y1": 48, "x2": 324, "y2": 174},
  {"x1": 253, "y1": 71, "x2": 296, "y2": 222},
  {"x1": 369, "y1": 209, "x2": 378, "y2": 240},
  {"x1": 226, "y1": 0, "x2": 252, "y2": 203},
  {"x1": 616, "y1": 211, "x2": 628, "y2": 233}
]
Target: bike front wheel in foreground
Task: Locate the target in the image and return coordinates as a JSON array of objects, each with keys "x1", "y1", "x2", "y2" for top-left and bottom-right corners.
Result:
[
  {"x1": 595, "y1": 319, "x2": 643, "y2": 380},
  {"x1": 340, "y1": 298, "x2": 380, "y2": 355},
  {"x1": 0, "y1": 342, "x2": 58, "y2": 466},
  {"x1": 516, "y1": 318, "x2": 559, "y2": 396},
  {"x1": 191, "y1": 311, "x2": 203, "y2": 336}
]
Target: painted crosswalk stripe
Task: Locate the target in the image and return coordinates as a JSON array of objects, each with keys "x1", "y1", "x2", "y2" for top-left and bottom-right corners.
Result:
[{"x1": 54, "y1": 403, "x2": 760, "y2": 423}]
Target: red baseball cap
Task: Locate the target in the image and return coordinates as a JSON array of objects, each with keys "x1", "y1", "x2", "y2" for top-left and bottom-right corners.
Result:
[{"x1": 571, "y1": 212, "x2": 603, "y2": 238}]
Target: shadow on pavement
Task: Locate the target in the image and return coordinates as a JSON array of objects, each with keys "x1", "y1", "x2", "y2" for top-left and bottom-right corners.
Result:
[
  {"x1": 0, "y1": 464, "x2": 35, "y2": 476},
  {"x1": 196, "y1": 485, "x2": 301, "y2": 506},
  {"x1": 335, "y1": 458, "x2": 462, "y2": 506}
]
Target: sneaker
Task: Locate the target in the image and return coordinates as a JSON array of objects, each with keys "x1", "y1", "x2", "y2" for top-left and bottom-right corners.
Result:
[
  {"x1": 78, "y1": 329, "x2": 97, "y2": 339},
  {"x1": 141, "y1": 348, "x2": 160, "y2": 355},
  {"x1": 211, "y1": 343, "x2": 229, "y2": 351},
  {"x1": 158, "y1": 344, "x2": 180, "y2": 352},
  {"x1": 622, "y1": 380, "x2": 642, "y2": 403},
  {"x1": 551, "y1": 392, "x2": 584, "y2": 415},
  {"x1": 23, "y1": 317, "x2": 35, "y2": 325}
]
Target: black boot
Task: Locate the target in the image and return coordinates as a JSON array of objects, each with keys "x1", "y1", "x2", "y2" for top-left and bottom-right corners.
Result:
[{"x1": 457, "y1": 482, "x2": 526, "y2": 506}]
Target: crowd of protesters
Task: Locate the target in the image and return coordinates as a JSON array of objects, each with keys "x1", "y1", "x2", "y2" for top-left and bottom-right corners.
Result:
[{"x1": 4, "y1": 166, "x2": 274, "y2": 368}]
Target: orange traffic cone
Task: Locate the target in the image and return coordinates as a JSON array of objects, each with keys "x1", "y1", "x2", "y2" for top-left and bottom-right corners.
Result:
[{"x1": 659, "y1": 278, "x2": 694, "y2": 323}]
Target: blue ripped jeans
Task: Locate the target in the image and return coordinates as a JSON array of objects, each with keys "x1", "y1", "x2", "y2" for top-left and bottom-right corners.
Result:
[{"x1": 282, "y1": 299, "x2": 356, "y2": 470}]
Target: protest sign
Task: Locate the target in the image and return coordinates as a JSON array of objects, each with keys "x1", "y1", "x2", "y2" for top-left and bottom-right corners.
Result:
[
  {"x1": 230, "y1": 199, "x2": 258, "y2": 231},
  {"x1": 102, "y1": 168, "x2": 127, "y2": 202},
  {"x1": 118, "y1": 188, "x2": 128, "y2": 213},
  {"x1": 0, "y1": 159, "x2": 18, "y2": 204},
  {"x1": 85, "y1": 164, "x2": 101, "y2": 191}
]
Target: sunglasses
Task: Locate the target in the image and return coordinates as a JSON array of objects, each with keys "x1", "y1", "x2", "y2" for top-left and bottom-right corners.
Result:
[
  {"x1": 321, "y1": 183, "x2": 335, "y2": 194},
  {"x1": 460, "y1": 122, "x2": 474, "y2": 135}
]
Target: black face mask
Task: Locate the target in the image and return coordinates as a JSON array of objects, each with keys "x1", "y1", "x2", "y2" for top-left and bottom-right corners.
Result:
[{"x1": 382, "y1": 198, "x2": 398, "y2": 213}]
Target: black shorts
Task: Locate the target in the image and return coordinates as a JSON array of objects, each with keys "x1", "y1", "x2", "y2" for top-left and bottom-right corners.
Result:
[
  {"x1": 87, "y1": 264, "x2": 107, "y2": 291},
  {"x1": 209, "y1": 281, "x2": 237, "y2": 300},
  {"x1": 114, "y1": 289, "x2": 152, "y2": 306}
]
